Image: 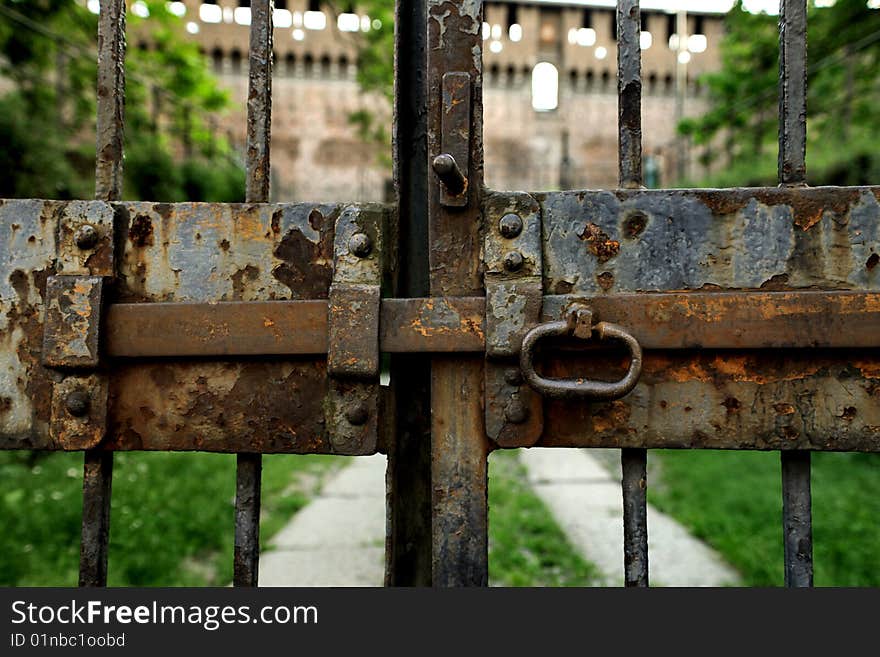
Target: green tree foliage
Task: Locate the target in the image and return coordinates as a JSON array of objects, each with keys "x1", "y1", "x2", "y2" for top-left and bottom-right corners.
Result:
[
  {"x1": 681, "y1": 0, "x2": 880, "y2": 187},
  {"x1": 342, "y1": 0, "x2": 394, "y2": 169},
  {"x1": 0, "y1": 0, "x2": 244, "y2": 201}
]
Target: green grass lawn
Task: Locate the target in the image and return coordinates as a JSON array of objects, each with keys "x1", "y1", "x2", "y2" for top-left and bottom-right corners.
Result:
[
  {"x1": 488, "y1": 451, "x2": 600, "y2": 586},
  {"x1": 649, "y1": 450, "x2": 880, "y2": 587},
  {"x1": 3, "y1": 449, "x2": 595, "y2": 587},
  {"x1": 0, "y1": 451, "x2": 342, "y2": 586}
]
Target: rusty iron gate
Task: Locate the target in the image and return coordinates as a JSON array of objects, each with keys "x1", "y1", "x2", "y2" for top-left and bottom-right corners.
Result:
[{"x1": 1, "y1": 0, "x2": 879, "y2": 588}]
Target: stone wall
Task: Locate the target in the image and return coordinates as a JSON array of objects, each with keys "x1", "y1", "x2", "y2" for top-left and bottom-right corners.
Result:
[{"x1": 157, "y1": 1, "x2": 725, "y2": 200}]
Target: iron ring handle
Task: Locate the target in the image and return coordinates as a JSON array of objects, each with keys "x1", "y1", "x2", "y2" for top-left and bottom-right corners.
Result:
[{"x1": 519, "y1": 320, "x2": 643, "y2": 401}]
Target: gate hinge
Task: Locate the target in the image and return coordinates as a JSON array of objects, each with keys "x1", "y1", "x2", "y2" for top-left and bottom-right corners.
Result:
[
  {"x1": 483, "y1": 192, "x2": 543, "y2": 448},
  {"x1": 325, "y1": 205, "x2": 385, "y2": 455},
  {"x1": 41, "y1": 202, "x2": 115, "y2": 450}
]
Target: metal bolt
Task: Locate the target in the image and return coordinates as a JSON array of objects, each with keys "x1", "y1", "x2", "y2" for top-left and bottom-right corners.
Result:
[
  {"x1": 499, "y1": 213, "x2": 523, "y2": 239},
  {"x1": 432, "y1": 153, "x2": 466, "y2": 195},
  {"x1": 348, "y1": 232, "x2": 372, "y2": 258},
  {"x1": 74, "y1": 224, "x2": 99, "y2": 250},
  {"x1": 503, "y1": 251, "x2": 524, "y2": 272},
  {"x1": 64, "y1": 389, "x2": 90, "y2": 418},
  {"x1": 504, "y1": 367, "x2": 524, "y2": 386},
  {"x1": 504, "y1": 399, "x2": 529, "y2": 425},
  {"x1": 345, "y1": 403, "x2": 369, "y2": 426}
]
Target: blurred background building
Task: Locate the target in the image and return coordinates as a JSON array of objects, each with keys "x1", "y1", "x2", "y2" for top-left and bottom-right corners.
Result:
[{"x1": 123, "y1": 0, "x2": 726, "y2": 200}]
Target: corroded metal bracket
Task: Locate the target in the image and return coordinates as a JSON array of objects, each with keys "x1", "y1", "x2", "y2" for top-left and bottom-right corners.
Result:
[
  {"x1": 325, "y1": 206, "x2": 384, "y2": 455},
  {"x1": 41, "y1": 203, "x2": 115, "y2": 451},
  {"x1": 483, "y1": 192, "x2": 543, "y2": 448}
]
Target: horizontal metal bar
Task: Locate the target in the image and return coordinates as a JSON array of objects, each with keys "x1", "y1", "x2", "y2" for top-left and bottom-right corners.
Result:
[{"x1": 105, "y1": 291, "x2": 880, "y2": 358}]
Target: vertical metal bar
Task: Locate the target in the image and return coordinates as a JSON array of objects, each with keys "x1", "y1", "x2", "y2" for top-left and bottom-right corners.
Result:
[
  {"x1": 385, "y1": 0, "x2": 433, "y2": 586},
  {"x1": 782, "y1": 451, "x2": 813, "y2": 586},
  {"x1": 427, "y1": 0, "x2": 489, "y2": 586},
  {"x1": 94, "y1": 0, "x2": 125, "y2": 202},
  {"x1": 234, "y1": 0, "x2": 273, "y2": 588},
  {"x1": 778, "y1": 0, "x2": 813, "y2": 588},
  {"x1": 80, "y1": 0, "x2": 126, "y2": 588},
  {"x1": 617, "y1": 0, "x2": 649, "y2": 588},
  {"x1": 617, "y1": 0, "x2": 642, "y2": 188},
  {"x1": 80, "y1": 452, "x2": 113, "y2": 587},
  {"x1": 778, "y1": 0, "x2": 808, "y2": 185},
  {"x1": 245, "y1": 0, "x2": 273, "y2": 202}
]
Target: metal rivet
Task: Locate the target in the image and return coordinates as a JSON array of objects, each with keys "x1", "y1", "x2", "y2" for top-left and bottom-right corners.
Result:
[
  {"x1": 345, "y1": 403, "x2": 369, "y2": 426},
  {"x1": 503, "y1": 251, "x2": 524, "y2": 272},
  {"x1": 504, "y1": 368, "x2": 524, "y2": 387},
  {"x1": 349, "y1": 232, "x2": 372, "y2": 258},
  {"x1": 74, "y1": 224, "x2": 99, "y2": 250},
  {"x1": 64, "y1": 389, "x2": 90, "y2": 418},
  {"x1": 499, "y1": 213, "x2": 523, "y2": 239},
  {"x1": 504, "y1": 399, "x2": 529, "y2": 425}
]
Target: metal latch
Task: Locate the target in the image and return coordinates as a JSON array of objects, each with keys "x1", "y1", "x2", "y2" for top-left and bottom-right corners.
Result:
[
  {"x1": 432, "y1": 72, "x2": 471, "y2": 208},
  {"x1": 41, "y1": 202, "x2": 115, "y2": 450},
  {"x1": 520, "y1": 303, "x2": 643, "y2": 401},
  {"x1": 325, "y1": 205, "x2": 385, "y2": 455},
  {"x1": 483, "y1": 192, "x2": 543, "y2": 447}
]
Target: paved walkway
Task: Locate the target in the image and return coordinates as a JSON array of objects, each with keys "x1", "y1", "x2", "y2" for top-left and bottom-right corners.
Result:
[
  {"x1": 259, "y1": 450, "x2": 739, "y2": 587},
  {"x1": 259, "y1": 454, "x2": 386, "y2": 586}
]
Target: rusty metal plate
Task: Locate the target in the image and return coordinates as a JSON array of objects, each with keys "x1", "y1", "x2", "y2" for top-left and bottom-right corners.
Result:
[
  {"x1": 328, "y1": 284, "x2": 380, "y2": 378},
  {"x1": 42, "y1": 276, "x2": 104, "y2": 368},
  {"x1": 540, "y1": 187, "x2": 880, "y2": 294},
  {"x1": 50, "y1": 373, "x2": 108, "y2": 451},
  {"x1": 56, "y1": 201, "x2": 115, "y2": 277},
  {"x1": 0, "y1": 199, "x2": 389, "y2": 454},
  {"x1": 534, "y1": 350, "x2": 880, "y2": 452},
  {"x1": 525, "y1": 186, "x2": 880, "y2": 452}
]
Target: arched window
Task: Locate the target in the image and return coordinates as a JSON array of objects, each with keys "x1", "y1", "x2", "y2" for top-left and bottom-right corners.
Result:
[{"x1": 531, "y1": 62, "x2": 558, "y2": 112}]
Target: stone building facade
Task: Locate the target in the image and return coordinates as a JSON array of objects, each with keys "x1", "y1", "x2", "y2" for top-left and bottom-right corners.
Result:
[{"x1": 156, "y1": 1, "x2": 726, "y2": 201}]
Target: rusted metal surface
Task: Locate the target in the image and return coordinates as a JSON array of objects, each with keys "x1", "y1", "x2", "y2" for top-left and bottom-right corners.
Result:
[
  {"x1": 520, "y1": 311, "x2": 643, "y2": 402},
  {"x1": 541, "y1": 291, "x2": 880, "y2": 349},
  {"x1": 782, "y1": 450, "x2": 813, "y2": 586},
  {"x1": 57, "y1": 203, "x2": 115, "y2": 277},
  {"x1": 435, "y1": 72, "x2": 471, "y2": 206},
  {"x1": 326, "y1": 206, "x2": 384, "y2": 456},
  {"x1": 617, "y1": 0, "x2": 642, "y2": 189},
  {"x1": 79, "y1": 450, "x2": 112, "y2": 587},
  {"x1": 621, "y1": 446, "x2": 647, "y2": 587},
  {"x1": 105, "y1": 300, "x2": 328, "y2": 357},
  {"x1": 383, "y1": 297, "x2": 485, "y2": 353},
  {"x1": 245, "y1": 0, "x2": 273, "y2": 203},
  {"x1": 428, "y1": 0, "x2": 488, "y2": 586},
  {"x1": 779, "y1": 0, "x2": 808, "y2": 186},
  {"x1": 94, "y1": 0, "x2": 125, "y2": 201},
  {"x1": 50, "y1": 373, "x2": 109, "y2": 451},
  {"x1": 84, "y1": 0, "x2": 126, "y2": 590},
  {"x1": 540, "y1": 186, "x2": 880, "y2": 295},
  {"x1": 484, "y1": 192, "x2": 543, "y2": 447},
  {"x1": 386, "y1": 0, "x2": 432, "y2": 587},
  {"x1": 536, "y1": 349, "x2": 880, "y2": 451},
  {"x1": 99, "y1": 289, "x2": 880, "y2": 359},
  {"x1": 617, "y1": 0, "x2": 649, "y2": 590},
  {"x1": 778, "y1": 0, "x2": 813, "y2": 588},
  {"x1": 234, "y1": 453, "x2": 262, "y2": 587},
  {"x1": 42, "y1": 276, "x2": 104, "y2": 368}
]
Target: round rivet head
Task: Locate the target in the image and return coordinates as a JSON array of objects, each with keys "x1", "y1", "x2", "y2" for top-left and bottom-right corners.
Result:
[
  {"x1": 504, "y1": 368, "x2": 524, "y2": 387},
  {"x1": 64, "y1": 389, "x2": 90, "y2": 418},
  {"x1": 499, "y1": 213, "x2": 523, "y2": 239},
  {"x1": 349, "y1": 232, "x2": 372, "y2": 258},
  {"x1": 74, "y1": 224, "x2": 99, "y2": 250},
  {"x1": 503, "y1": 251, "x2": 524, "y2": 272},
  {"x1": 345, "y1": 403, "x2": 369, "y2": 426},
  {"x1": 504, "y1": 399, "x2": 529, "y2": 425}
]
